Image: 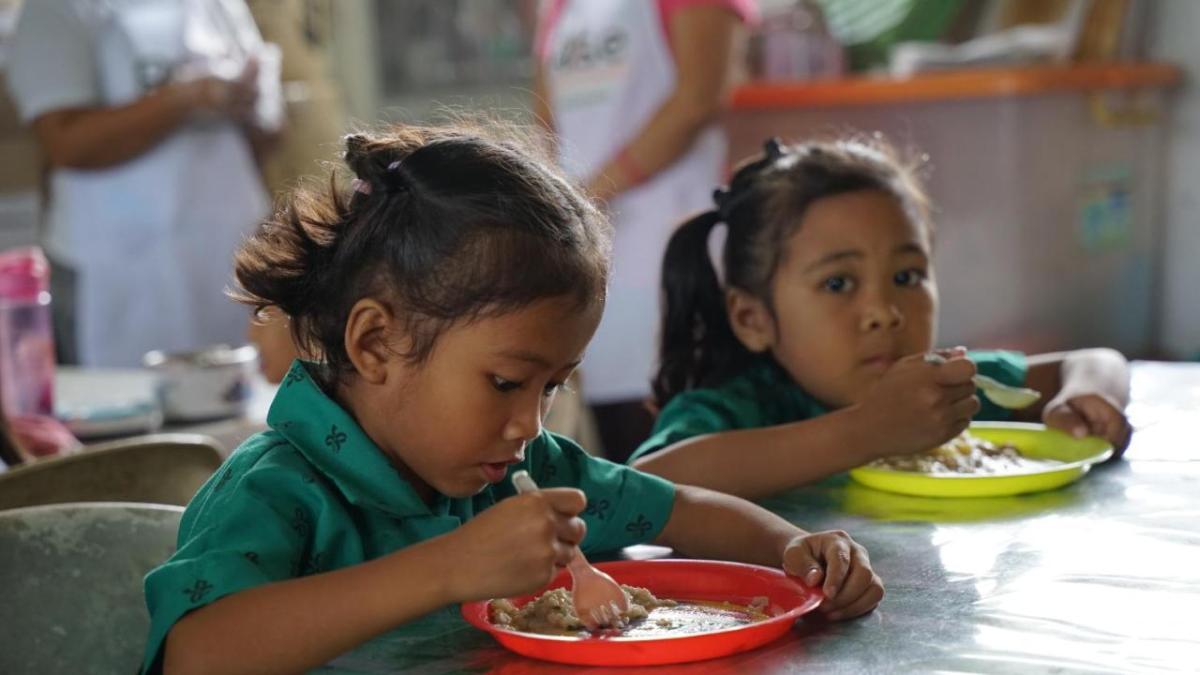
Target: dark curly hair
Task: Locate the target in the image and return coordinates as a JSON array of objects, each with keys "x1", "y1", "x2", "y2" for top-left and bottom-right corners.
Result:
[{"x1": 230, "y1": 123, "x2": 610, "y2": 390}]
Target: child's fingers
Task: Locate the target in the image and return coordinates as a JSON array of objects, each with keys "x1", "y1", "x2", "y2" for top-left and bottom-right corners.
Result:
[
  {"x1": 551, "y1": 540, "x2": 576, "y2": 568},
  {"x1": 1043, "y1": 402, "x2": 1089, "y2": 439},
  {"x1": 931, "y1": 358, "x2": 976, "y2": 386},
  {"x1": 821, "y1": 554, "x2": 874, "y2": 610},
  {"x1": 950, "y1": 394, "x2": 981, "y2": 421},
  {"x1": 1113, "y1": 423, "x2": 1134, "y2": 458},
  {"x1": 818, "y1": 536, "x2": 853, "y2": 600},
  {"x1": 1071, "y1": 395, "x2": 1124, "y2": 441},
  {"x1": 1071, "y1": 395, "x2": 1134, "y2": 456},
  {"x1": 782, "y1": 540, "x2": 825, "y2": 588},
  {"x1": 554, "y1": 515, "x2": 587, "y2": 547},
  {"x1": 942, "y1": 382, "x2": 978, "y2": 404},
  {"x1": 538, "y1": 488, "x2": 587, "y2": 516},
  {"x1": 823, "y1": 578, "x2": 885, "y2": 621},
  {"x1": 932, "y1": 346, "x2": 968, "y2": 360}
]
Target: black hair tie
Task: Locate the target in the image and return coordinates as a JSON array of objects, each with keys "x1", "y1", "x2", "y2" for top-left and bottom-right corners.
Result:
[
  {"x1": 351, "y1": 160, "x2": 410, "y2": 198},
  {"x1": 712, "y1": 187, "x2": 729, "y2": 210},
  {"x1": 713, "y1": 186, "x2": 749, "y2": 223},
  {"x1": 381, "y1": 160, "x2": 410, "y2": 195},
  {"x1": 712, "y1": 138, "x2": 788, "y2": 222},
  {"x1": 764, "y1": 137, "x2": 787, "y2": 160}
]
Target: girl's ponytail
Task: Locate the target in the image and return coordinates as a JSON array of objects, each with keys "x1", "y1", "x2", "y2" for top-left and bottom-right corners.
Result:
[{"x1": 652, "y1": 209, "x2": 750, "y2": 409}]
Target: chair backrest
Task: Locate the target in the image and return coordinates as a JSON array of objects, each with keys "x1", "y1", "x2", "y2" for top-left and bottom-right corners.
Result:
[
  {"x1": 0, "y1": 502, "x2": 184, "y2": 675},
  {"x1": 0, "y1": 433, "x2": 223, "y2": 511}
]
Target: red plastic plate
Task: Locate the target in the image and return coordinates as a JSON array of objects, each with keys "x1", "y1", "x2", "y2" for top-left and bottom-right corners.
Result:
[{"x1": 460, "y1": 559, "x2": 822, "y2": 667}]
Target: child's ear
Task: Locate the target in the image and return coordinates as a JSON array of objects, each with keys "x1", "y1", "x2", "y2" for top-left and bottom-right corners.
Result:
[
  {"x1": 726, "y1": 288, "x2": 775, "y2": 353},
  {"x1": 344, "y1": 298, "x2": 403, "y2": 384}
]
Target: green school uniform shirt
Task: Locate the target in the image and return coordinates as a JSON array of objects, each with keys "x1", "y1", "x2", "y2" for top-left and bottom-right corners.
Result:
[
  {"x1": 630, "y1": 350, "x2": 1028, "y2": 463},
  {"x1": 141, "y1": 361, "x2": 676, "y2": 673}
]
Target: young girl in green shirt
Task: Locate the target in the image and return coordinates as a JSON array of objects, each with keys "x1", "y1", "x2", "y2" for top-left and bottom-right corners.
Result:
[
  {"x1": 142, "y1": 126, "x2": 883, "y2": 674},
  {"x1": 630, "y1": 138, "x2": 1132, "y2": 499}
]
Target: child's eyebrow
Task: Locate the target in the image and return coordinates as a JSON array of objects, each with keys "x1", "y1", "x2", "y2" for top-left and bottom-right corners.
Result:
[
  {"x1": 803, "y1": 249, "x2": 862, "y2": 273},
  {"x1": 497, "y1": 349, "x2": 582, "y2": 370},
  {"x1": 893, "y1": 242, "x2": 929, "y2": 257},
  {"x1": 804, "y1": 242, "x2": 928, "y2": 273}
]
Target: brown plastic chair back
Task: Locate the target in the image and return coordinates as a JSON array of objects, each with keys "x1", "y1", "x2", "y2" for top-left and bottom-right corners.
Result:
[{"x1": 0, "y1": 433, "x2": 222, "y2": 511}]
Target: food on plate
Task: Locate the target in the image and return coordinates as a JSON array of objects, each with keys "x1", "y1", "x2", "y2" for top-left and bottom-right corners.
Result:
[
  {"x1": 488, "y1": 585, "x2": 770, "y2": 637},
  {"x1": 869, "y1": 431, "x2": 1060, "y2": 474}
]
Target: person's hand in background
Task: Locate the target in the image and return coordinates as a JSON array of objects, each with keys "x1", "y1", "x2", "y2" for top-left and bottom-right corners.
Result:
[{"x1": 170, "y1": 57, "x2": 260, "y2": 124}]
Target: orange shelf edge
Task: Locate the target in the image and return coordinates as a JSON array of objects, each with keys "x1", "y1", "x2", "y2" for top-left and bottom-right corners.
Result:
[{"x1": 731, "y1": 62, "x2": 1183, "y2": 110}]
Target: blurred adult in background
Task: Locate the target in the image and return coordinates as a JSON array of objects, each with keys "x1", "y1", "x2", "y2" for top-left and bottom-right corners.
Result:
[
  {"x1": 244, "y1": 0, "x2": 345, "y2": 195},
  {"x1": 533, "y1": 0, "x2": 757, "y2": 461},
  {"x1": 241, "y1": 1, "x2": 344, "y2": 391},
  {"x1": 6, "y1": 0, "x2": 281, "y2": 366}
]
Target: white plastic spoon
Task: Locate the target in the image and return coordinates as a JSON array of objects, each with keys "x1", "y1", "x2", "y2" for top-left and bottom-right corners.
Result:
[{"x1": 925, "y1": 352, "x2": 1041, "y2": 409}]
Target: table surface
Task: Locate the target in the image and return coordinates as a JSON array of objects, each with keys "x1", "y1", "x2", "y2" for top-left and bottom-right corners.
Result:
[
  {"x1": 52, "y1": 362, "x2": 1200, "y2": 672},
  {"x1": 56, "y1": 366, "x2": 274, "y2": 454},
  {"x1": 307, "y1": 361, "x2": 1200, "y2": 675}
]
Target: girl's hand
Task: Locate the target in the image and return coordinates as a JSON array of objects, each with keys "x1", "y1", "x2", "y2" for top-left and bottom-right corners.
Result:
[
  {"x1": 442, "y1": 488, "x2": 587, "y2": 603},
  {"x1": 783, "y1": 530, "x2": 884, "y2": 621},
  {"x1": 1043, "y1": 393, "x2": 1132, "y2": 457},
  {"x1": 856, "y1": 350, "x2": 980, "y2": 459}
]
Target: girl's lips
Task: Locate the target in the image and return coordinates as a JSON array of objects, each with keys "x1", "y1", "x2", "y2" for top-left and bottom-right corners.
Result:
[
  {"x1": 480, "y1": 462, "x2": 512, "y2": 484},
  {"x1": 861, "y1": 356, "x2": 895, "y2": 370}
]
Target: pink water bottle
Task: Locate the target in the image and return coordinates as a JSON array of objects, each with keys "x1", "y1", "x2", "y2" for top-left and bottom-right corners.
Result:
[{"x1": 0, "y1": 247, "x2": 55, "y2": 419}]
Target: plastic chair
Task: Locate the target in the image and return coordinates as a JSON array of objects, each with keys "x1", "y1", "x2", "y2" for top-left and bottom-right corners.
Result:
[
  {"x1": 0, "y1": 433, "x2": 222, "y2": 511},
  {"x1": 0, "y1": 502, "x2": 183, "y2": 675}
]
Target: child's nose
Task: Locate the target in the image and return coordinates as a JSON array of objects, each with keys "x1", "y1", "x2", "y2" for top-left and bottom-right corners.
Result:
[
  {"x1": 502, "y1": 400, "x2": 544, "y2": 443},
  {"x1": 859, "y1": 302, "x2": 905, "y2": 332}
]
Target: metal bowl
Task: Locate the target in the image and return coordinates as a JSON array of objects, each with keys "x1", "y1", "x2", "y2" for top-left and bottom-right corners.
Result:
[{"x1": 143, "y1": 344, "x2": 259, "y2": 423}]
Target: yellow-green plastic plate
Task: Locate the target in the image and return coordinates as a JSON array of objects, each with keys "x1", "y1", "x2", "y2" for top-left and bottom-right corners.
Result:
[{"x1": 848, "y1": 422, "x2": 1113, "y2": 498}]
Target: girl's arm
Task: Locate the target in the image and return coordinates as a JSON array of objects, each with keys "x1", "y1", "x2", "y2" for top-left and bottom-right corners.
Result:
[
  {"x1": 584, "y1": 5, "x2": 743, "y2": 202},
  {"x1": 654, "y1": 485, "x2": 884, "y2": 621},
  {"x1": 164, "y1": 534, "x2": 459, "y2": 675},
  {"x1": 1013, "y1": 348, "x2": 1132, "y2": 455},
  {"x1": 164, "y1": 489, "x2": 587, "y2": 675},
  {"x1": 634, "y1": 354, "x2": 980, "y2": 499},
  {"x1": 633, "y1": 407, "x2": 888, "y2": 500}
]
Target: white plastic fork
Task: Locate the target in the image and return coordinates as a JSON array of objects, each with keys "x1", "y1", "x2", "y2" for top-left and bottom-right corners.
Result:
[
  {"x1": 925, "y1": 352, "x2": 1041, "y2": 409},
  {"x1": 511, "y1": 470, "x2": 630, "y2": 630}
]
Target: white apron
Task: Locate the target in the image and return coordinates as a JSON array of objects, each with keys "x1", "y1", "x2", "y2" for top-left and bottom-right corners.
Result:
[
  {"x1": 542, "y1": 0, "x2": 727, "y2": 403},
  {"x1": 46, "y1": 0, "x2": 271, "y2": 367}
]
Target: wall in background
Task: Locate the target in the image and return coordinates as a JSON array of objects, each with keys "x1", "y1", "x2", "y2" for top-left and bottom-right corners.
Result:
[
  {"x1": 1151, "y1": 1, "x2": 1200, "y2": 359},
  {"x1": 330, "y1": 1, "x2": 381, "y2": 125},
  {"x1": 329, "y1": 0, "x2": 536, "y2": 126}
]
